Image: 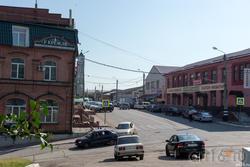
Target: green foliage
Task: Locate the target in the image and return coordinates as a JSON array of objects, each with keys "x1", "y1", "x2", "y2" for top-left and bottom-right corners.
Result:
[
  {"x1": 0, "y1": 100, "x2": 53, "y2": 151},
  {"x1": 0, "y1": 158, "x2": 32, "y2": 167}
]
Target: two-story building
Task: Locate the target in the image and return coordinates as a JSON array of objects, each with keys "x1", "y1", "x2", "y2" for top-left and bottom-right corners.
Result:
[
  {"x1": 0, "y1": 6, "x2": 78, "y2": 133},
  {"x1": 165, "y1": 49, "x2": 250, "y2": 111},
  {"x1": 144, "y1": 66, "x2": 179, "y2": 102}
]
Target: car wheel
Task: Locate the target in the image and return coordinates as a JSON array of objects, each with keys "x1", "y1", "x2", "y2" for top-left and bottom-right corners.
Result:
[
  {"x1": 83, "y1": 142, "x2": 89, "y2": 148},
  {"x1": 114, "y1": 155, "x2": 121, "y2": 161},
  {"x1": 165, "y1": 148, "x2": 170, "y2": 156},
  {"x1": 108, "y1": 140, "x2": 116, "y2": 145},
  {"x1": 199, "y1": 118, "x2": 202, "y2": 121},
  {"x1": 174, "y1": 150, "x2": 180, "y2": 159},
  {"x1": 139, "y1": 155, "x2": 144, "y2": 160}
]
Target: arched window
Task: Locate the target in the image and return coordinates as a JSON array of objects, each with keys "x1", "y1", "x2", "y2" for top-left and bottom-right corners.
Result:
[
  {"x1": 41, "y1": 99, "x2": 58, "y2": 123},
  {"x1": 44, "y1": 61, "x2": 56, "y2": 81},
  {"x1": 11, "y1": 58, "x2": 24, "y2": 79},
  {"x1": 5, "y1": 98, "x2": 26, "y2": 116}
]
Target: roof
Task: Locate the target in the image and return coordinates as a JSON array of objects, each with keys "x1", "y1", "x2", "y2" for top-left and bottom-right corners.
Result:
[
  {"x1": 118, "y1": 122, "x2": 132, "y2": 124},
  {"x1": 154, "y1": 65, "x2": 179, "y2": 74},
  {"x1": 169, "y1": 48, "x2": 250, "y2": 74}
]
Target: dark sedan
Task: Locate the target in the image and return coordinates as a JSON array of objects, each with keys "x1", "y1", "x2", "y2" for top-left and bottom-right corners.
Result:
[
  {"x1": 75, "y1": 129, "x2": 118, "y2": 148},
  {"x1": 165, "y1": 134, "x2": 205, "y2": 159}
]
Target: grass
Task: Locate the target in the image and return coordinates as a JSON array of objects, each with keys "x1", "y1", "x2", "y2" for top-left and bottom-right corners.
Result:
[{"x1": 0, "y1": 158, "x2": 32, "y2": 167}]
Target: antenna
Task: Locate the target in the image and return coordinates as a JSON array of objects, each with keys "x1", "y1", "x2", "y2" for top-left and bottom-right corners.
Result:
[{"x1": 35, "y1": 0, "x2": 38, "y2": 8}]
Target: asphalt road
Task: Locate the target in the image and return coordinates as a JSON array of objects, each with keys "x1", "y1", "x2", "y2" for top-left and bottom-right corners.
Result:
[{"x1": 1, "y1": 108, "x2": 250, "y2": 167}]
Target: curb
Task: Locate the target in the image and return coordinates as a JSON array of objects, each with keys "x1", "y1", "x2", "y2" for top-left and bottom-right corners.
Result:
[{"x1": 217, "y1": 121, "x2": 250, "y2": 128}]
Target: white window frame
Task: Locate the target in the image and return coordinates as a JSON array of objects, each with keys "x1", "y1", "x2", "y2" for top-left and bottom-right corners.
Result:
[
  {"x1": 12, "y1": 26, "x2": 29, "y2": 47},
  {"x1": 5, "y1": 99, "x2": 26, "y2": 116},
  {"x1": 11, "y1": 58, "x2": 24, "y2": 79},
  {"x1": 44, "y1": 61, "x2": 56, "y2": 81},
  {"x1": 41, "y1": 104, "x2": 59, "y2": 123}
]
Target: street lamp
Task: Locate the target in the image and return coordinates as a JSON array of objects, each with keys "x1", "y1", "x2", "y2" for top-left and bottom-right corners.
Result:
[{"x1": 212, "y1": 47, "x2": 228, "y2": 121}]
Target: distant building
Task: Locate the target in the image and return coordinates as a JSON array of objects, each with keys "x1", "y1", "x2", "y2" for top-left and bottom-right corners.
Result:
[
  {"x1": 144, "y1": 65, "x2": 179, "y2": 102},
  {"x1": 0, "y1": 6, "x2": 78, "y2": 133},
  {"x1": 165, "y1": 49, "x2": 250, "y2": 110}
]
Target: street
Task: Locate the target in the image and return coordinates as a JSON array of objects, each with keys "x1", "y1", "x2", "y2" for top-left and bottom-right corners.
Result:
[{"x1": 1, "y1": 108, "x2": 250, "y2": 167}]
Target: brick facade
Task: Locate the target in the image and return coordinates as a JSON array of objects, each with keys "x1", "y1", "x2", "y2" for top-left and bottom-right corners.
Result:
[{"x1": 0, "y1": 6, "x2": 78, "y2": 133}]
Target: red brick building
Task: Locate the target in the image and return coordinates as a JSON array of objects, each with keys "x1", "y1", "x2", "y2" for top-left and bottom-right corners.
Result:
[
  {"x1": 0, "y1": 6, "x2": 78, "y2": 133},
  {"x1": 165, "y1": 49, "x2": 250, "y2": 112}
]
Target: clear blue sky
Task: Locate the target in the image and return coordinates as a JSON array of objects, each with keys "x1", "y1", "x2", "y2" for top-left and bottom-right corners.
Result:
[{"x1": 2, "y1": 0, "x2": 250, "y2": 91}]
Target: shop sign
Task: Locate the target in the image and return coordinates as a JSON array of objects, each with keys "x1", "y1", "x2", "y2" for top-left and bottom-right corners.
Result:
[
  {"x1": 34, "y1": 36, "x2": 75, "y2": 50},
  {"x1": 193, "y1": 79, "x2": 202, "y2": 85},
  {"x1": 236, "y1": 97, "x2": 244, "y2": 106},
  {"x1": 166, "y1": 83, "x2": 224, "y2": 94}
]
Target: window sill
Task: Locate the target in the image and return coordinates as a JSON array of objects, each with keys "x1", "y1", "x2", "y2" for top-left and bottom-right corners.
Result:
[{"x1": 41, "y1": 122, "x2": 59, "y2": 125}]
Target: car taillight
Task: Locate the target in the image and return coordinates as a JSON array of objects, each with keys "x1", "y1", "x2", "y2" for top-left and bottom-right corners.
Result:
[
  {"x1": 177, "y1": 143, "x2": 184, "y2": 148},
  {"x1": 136, "y1": 145, "x2": 143, "y2": 149},
  {"x1": 119, "y1": 147, "x2": 125, "y2": 151}
]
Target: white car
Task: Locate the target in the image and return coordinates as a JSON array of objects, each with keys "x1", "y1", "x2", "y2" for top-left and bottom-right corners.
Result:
[
  {"x1": 134, "y1": 102, "x2": 150, "y2": 109},
  {"x1": 114, "y1": 135, "x2": 144, "y2": 160},
  {"x1": 116, "y1": 122, "x2": 137, "y2": 136}
]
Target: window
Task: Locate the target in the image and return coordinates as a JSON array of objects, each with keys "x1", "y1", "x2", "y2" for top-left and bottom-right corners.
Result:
[
  {"x1": 41, "y1": 100, "x2": 58, "y2": 123},
  {"x1": 156, "y1": 80, "x2": 160, "y2": 89},
  {"x1": 240, "y1": 64, "x2": 244, "y2": 81},
  {"x1": 5, "y1": 99, "x2": 26, "y2": 116},
  {"x1": 189, "y1": 74, "x2": 194, "y2": 85},
  {"x1": 184, "y1": 74, "x2": 188, "y2": 86},
  {"x1": 234, "y1": 65, "x2": 239, "y2": 81},
  {"x1": 12, "y1": 26, "x2": 29, "y2": 47},
  {"x1": 196, "y1": 72, "x2": 201, "y2": 79},
  {"x1": 211, "y1": 70, "x2": 217, "y2": 83},
  {"x1": 146, "y1": 82, "x2": 150, "y2": 90},
  {"x1": 203, "y1": 71, "x2": 208, "y2": 84},
  {"x1": 178, "y1": 76, "x2": 182, "y2": 86},
  {"x1": 44, "y1": 61, "x2": 56, "y2": 81},
  {"x1": 11, "y1": 58, "x2": 24, "y2": 79},
  {"x1": 151, "y1": 81, "x2": 155, "y2": 89}
]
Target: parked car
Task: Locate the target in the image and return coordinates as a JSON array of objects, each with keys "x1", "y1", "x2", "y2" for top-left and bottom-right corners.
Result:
[
  {"x1": 165, "y1": 133, "x2": 205, "y2": 159},
  {"x1": 85, "y1": 101, "x2": 96, "y2": 109},
  {"x1": 119, "y1": 103, "x2": 130, "y2": 110},
  {"x1": 192, "y1": 112, "x2": 213, "y2": 122},
  {"x1": 165, "y1": 106, "x2": 181, "y2": 116},
  {"x1": 147, "y1": 104, "x2": 162, "y2": 112},
  {"x1": 75, "y1": 129, "x2": 118, "y2": 148},
  {"x1": 182, "y1": 106, "x2": 198, "y2": 118},
  {"x1": 116, "y1": 122, "x2": 137, "y2": 136},
  {"x1": 114, "y1": 135, "x2": 144, "y2": 160},
  {"x1": 134, "y1": 102, "x2": 150, "y2": 109},
  {"x1": 89, "y1": 102, "x2": 103, "y2": 112}
]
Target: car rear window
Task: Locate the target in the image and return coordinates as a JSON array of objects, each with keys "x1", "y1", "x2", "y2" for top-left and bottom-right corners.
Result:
[
  {"x1": 178, "y1": 134, "x2": 200, "y2": 141},
  {"x1": 118, "y1": 136, "x2": 139, "y2": 145},
  {"x1": 117, "y1": 124, "x2": 130, "y2": 129}
]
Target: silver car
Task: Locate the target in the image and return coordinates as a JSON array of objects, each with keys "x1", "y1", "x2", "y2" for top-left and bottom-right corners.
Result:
[
  {"x1": 116, "y1": 122, "x2": 137, "y2": 136},
  {"x1": 114, "y1": 135, "x2": 144, "y2": 160},
  {"x1": 192, "y1": 112, "x2": 213, "y2": 122}
]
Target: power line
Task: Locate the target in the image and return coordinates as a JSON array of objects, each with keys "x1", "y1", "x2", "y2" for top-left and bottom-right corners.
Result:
[{"x1": 79, "y1": 31, "x2": 160, "y2": 64}]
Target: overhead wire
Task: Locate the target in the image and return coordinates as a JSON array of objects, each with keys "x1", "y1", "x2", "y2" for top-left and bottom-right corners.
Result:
[{"x1": 78, "y1": 31, "x2": 160, "y2": 64}]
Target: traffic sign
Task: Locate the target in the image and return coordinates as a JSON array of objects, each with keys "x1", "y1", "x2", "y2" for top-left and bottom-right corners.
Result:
[
  {"x1": 236, "y1": 97, "x2": 245, "y2": 106},
  {"x1": 102, "y1": 99, "x2": 110, "y2": 108}
]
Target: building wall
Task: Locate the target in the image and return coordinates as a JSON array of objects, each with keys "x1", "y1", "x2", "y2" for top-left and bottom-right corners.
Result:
[
  {"x1": 145, "y1": 66, "x2": 165, "y2": 99},
  {"x1": 0, "y1": 6, "x2": 78, "y2": 133},
  {"x1": 0, "y1": 46, "x2": 75, "y2": 133},
  {"x1": 165, "y1": 54, "x2": 250, "y2": 108}
]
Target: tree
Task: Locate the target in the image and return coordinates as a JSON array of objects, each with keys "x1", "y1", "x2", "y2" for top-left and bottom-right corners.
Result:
[{"x1": 0, "y1": 100, "x2": 53, "y2": 150}]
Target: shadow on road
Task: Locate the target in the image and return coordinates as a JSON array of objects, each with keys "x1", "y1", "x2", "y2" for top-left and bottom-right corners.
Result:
[
  {"x1": 100, "y1": 157, "x2": 138, "y2": 163},
  {"x1": 158, "y1": 155, "x2": 192, "y2": 161},
  {"x1": 138, "y1": 110, "x2": 250, "y2": 132}
]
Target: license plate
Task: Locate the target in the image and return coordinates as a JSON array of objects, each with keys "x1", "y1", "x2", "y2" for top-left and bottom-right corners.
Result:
[{"x1": 188, "y1": 143, "x2": 198, "y2": 147}]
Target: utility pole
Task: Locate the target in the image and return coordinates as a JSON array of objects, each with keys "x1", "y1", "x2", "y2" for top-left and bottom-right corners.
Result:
[
  {"x1": 94, "y1": 86, "x2": 96, "y2": 100},
  {"x1": 101, "y1": 85, "x2": 103, "y2": 99},
  {"x1": 116, "y1": 80, "x2": 118, "y2": 103},
  {"x1": 143, "y1": 72, "x2": 145, "y2": 97},
  {"x1": 82, "y1": 53, "x2": 85, "y2": 99}
]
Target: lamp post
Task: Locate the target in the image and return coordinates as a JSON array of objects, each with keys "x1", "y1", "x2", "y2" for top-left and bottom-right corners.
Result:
[{"x1": 212, "y1": 47, "x2": 228, "y2": 121}]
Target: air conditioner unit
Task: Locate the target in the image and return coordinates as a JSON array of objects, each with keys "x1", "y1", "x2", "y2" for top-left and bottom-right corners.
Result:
[{"x1": 37, "y1": 65, "x2": 45, "y2": 72}]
